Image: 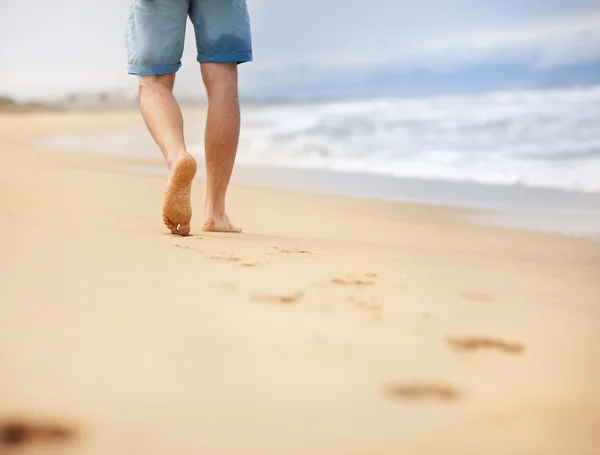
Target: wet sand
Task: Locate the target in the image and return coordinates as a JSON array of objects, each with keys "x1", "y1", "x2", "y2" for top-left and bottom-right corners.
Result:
[{"x1": 1, "y1": 110, "x2": 599, "y2": 455}]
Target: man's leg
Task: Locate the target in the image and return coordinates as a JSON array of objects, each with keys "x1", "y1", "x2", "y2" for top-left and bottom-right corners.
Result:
[
  {"x1": 139, "y1": 75, "x2": 197, "y2": 236},
  {"x1": 126, "y1": 0, "x2": 195, "y2": 236},
  {"x1": 139, "y1": 74, "x2": 184, "y2": 168},
  {"x1": 201, "y1": 63, "x2": 241, "y2": 232},
  {"x1": 189, "y1": 0, "x2": 252, "y2": 232}
]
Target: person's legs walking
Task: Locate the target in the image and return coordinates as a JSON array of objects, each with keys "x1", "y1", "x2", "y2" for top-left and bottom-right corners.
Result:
[
  {"x1": 139, "y1": 74, "x2": 185, "y2": 169},
  {"x1": 190, "y1": 0, "x2": 252, "y2": 232},
  {"x1": 126, "y1": 0, "x2": 197, "y2": 236},
  {"x1": 201, "y1": 62, "x2": 241, "y2": 232},
  {"x1": 139, "y1": 74, "x2": 197, "y2": 236}
]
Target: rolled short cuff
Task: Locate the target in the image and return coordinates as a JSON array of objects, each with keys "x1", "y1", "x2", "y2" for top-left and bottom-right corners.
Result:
[
  {"x1": 127, "y1": 62, "x2": 182, "y2": 76},
  {"x1": 197, "y1": 51, "x2": 253, "y2": 64}
]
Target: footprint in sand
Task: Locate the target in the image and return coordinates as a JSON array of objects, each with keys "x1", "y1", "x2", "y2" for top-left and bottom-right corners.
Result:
[
  {"x1": 162, "y1": 152, "x2": 197, "y2": 237},
  {"x1": 384, "y1": 381, "x2": 463, "y2": 403},
  {"x1": 173, "y1": 244, "x2": 204, "y2": 253},
  {"x1": 347, "y1": 296, "x2": 382, "y2": 321},
  {"x1": 446, "y1": 336, "x2": 526, "y2": 354},
  {"x1": 210, "y1": 254, "x2": 242, "y2": 263},
  {"x1": 173, "y1": 246, "x2": 258, "y2": 267},
  {"x1": 0, "y1": 419, "x2": 77, "y2": 448},
  {"x1": 251, "y1": 291, "x2": 304, "y2": 305},
  {"x1": 332, "y1": 275, "x2": 375, "y2": 286},
  {"x1": 274, "y1": 246, "x2": 312, "y2": 255},
  {"x1": 210, "y1": 255, "x2": 261, "y2": 267}
]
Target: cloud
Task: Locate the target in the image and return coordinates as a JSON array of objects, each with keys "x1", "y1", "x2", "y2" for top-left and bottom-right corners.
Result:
[
  {"x1": 246, "y1": 5, "x2": 600, "y2": 69},
  {"x1": 239, "y1": 3, "x2": 600, "y2": 96},
  {"x1": 0, "y1": 0, "x2": 599, "y2": 100},
  {"x1": 455, "y1": 13, "x2": 600, "y2": 68}
]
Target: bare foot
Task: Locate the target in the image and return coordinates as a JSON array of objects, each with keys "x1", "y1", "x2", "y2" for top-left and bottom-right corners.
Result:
[
  {"x1": 202, "y1": 213, "x2": 242, "y2": 233},
  {"x1": 162, "y1": 152, "x2": 197, "y2": 236}
]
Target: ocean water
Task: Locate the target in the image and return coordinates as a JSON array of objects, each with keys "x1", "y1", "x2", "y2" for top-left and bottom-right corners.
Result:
[
  {"x1": 36, "y1": 86, "x2": 600, "y2": 236},
  {"x1": 204, "y1": 86, "x2": 600, "y2": 194}
]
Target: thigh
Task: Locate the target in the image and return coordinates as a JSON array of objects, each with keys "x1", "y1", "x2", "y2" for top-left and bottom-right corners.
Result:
[
  {"x1": 126, "y1": 0, "x2": 190, "y2": 75},
  {"x1": 189, "y1": 0, "x2": 252, "y2": 64}
]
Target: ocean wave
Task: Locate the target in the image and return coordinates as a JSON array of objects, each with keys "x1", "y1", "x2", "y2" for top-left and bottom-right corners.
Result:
[{"x1": 198, "y1": 86, "x2": 600, "y2": 193}]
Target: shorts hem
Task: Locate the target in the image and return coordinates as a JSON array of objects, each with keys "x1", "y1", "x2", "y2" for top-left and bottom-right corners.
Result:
[
  {"x1": 127, "y1": 63, "x2": 182, "y2": 76},
  {"x1": 197, "y1": 51, "x2": 253, "y2": 64}
]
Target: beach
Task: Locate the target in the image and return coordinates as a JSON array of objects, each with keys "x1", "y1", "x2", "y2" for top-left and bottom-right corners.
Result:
[{"x1": 1, "y1": 109, "x2": 599, "y2": 454}]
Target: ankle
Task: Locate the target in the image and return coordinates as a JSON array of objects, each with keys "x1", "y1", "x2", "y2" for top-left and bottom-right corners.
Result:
[
  {"x1": 166, "y1": 150, "x2": 189, "y2": 169},
  {"x1": 205, "y1": 202, "x2": 226, "y2": 219}
]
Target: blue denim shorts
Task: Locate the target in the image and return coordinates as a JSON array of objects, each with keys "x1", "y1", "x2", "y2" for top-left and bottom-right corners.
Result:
[{"x1": 126, "y1": 0, "x2": 252, "y2": 76}]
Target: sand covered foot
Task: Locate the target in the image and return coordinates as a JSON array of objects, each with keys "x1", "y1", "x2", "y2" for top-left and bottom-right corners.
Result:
[
  {"x1": 162, "y1": 152, "x2": 197, "y2": 236},
  {"x1": 202, "y1": 213, "x2": 242, "y2": 233}
]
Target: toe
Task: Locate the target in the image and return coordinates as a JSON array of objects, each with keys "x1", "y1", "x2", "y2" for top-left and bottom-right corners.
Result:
[
  {"x1": 178, "y1": 223, "x2": 191, "y2": 236},
  {"x1": 163, "y1": 215, "x2": 177, "y2": 234},
  {"x1": 227, "y1": 217, "x2": 242, "y2": 233},
  {"x1": 202, "y1": 218, "x2": 216, "y2": 232}
]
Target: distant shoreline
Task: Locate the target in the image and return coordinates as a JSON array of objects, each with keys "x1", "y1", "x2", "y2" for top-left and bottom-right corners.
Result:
[
  {"x1": 32, "y1": 113, "x2": 600, "y2": 238},
  {"x1": 4, "y1": 82, "x2": 600, "y2": 112}
]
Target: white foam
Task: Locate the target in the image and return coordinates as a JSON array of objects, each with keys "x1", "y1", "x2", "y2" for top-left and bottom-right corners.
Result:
[{"x1": 191, "y1": 86, "x2": 600, "y2": 193}]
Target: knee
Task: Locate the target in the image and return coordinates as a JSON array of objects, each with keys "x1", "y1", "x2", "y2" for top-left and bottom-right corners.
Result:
[
  {"x1": 139, "y1": 74, "x2": 176, "y2": 92},
  {"x1": 201, "y1": 63, "x2": 238, "y2": 98}
]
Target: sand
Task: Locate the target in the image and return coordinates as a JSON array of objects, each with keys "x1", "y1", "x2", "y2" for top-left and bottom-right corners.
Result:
[{"x1": 1, "y1": 110, "x2": 599, "y2": 455}]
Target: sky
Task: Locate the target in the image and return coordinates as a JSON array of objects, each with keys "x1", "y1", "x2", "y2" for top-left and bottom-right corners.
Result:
[{"x1": 1, "y1": 0, "x2": 599, "y2": 101}]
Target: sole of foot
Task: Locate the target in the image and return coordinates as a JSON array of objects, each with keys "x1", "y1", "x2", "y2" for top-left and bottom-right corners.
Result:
[{"x1": 162, "y1": 152, "x2": 197, "y2": 236}]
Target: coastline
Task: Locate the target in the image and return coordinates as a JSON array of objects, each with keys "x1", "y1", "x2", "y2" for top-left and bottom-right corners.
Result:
[
  {"x1": 32, "y1": 106, "x2": 600, "y2": 238},
  {"x1": 1, "y1": 110, "x2": 599, "y2": 455}
]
